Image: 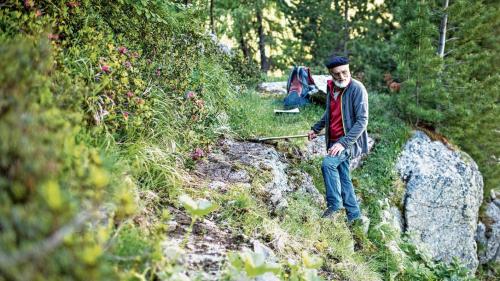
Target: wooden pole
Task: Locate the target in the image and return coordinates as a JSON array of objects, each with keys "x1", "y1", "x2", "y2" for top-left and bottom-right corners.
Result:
[{"x1": 251, "y1": 133, "x2": 325, "y2": 142}]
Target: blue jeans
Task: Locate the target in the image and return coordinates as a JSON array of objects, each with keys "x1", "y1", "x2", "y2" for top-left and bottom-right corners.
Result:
[{"x1": 321, "y1": 147, "x2": 361, "y2": 222}]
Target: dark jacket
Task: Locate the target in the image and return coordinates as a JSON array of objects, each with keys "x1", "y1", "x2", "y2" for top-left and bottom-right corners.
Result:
[{"x1": 311, "y1": 78, "x2": 369, "y2": 158}]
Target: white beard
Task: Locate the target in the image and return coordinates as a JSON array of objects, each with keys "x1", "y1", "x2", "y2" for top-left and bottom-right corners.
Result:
[{"x1": 333, "y1": 79, "x2": 350, "y2": 88}]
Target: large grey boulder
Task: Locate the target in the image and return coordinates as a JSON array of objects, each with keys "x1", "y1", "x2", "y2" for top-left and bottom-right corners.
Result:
[
  {"x1": 309, "y1": 75, "x2": 330, "y2": 94},
  {"x1": 257, "y1": 81, "x2": 287, "y2": 95},
  {"x1": 305, "y1": 135, "x2": 375, "y2": 170},
  {"x1": 396, "y1": 131, "x2": 483, "y2": 271},
  {"x1": 476, "y1": 194, "x2": 500, "y2": 264}
]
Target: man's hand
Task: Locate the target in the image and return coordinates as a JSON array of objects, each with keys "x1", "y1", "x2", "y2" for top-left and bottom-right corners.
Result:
[
  {"x1": 328, "y1": 143, "x2": 345, "y2": 156},
  {"x1": 307, "y1": 130, "x2": 317, "y2": 141}
]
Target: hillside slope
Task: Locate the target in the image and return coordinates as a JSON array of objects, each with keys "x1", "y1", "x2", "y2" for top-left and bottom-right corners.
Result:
[{"x1": 0, "y1": 1, "x2": 493, "y2": 280}]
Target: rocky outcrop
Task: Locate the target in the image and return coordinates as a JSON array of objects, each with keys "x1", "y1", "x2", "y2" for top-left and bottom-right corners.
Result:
[
  {"x1": 196, "y1": 138, "x2": 322, "y2": 210},
  {"x1": 185, "y1": 136, "x2": 379, "y2": 278},
  {"x1": 287, "y1": 170, "x2": 325, "y2": 206},
  {"x1": 177, "y1": 138, "x2": 329, "y2": 279},
  {"x1": 306, "y1": 135, "x2": 375, "y2": 170},
  {"x1": 476, "y1": 191, "x2": 500, "y2": 264},
  {"x1": 257, "y1": 81, "x2": 287, "y2": 95},
  {"x1": 165, "y1": 207, "x2": 251, "y2": 280},
  {"x1": 396, "y1": 131, "x2": 483, "y2": 271}
]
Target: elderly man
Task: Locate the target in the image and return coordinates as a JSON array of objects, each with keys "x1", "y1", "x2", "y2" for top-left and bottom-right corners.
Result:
[{"x1": 308, "y1": 55, "x2": 369, "y2": 225}]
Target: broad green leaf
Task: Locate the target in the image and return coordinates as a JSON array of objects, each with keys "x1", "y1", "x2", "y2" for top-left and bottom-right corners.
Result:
[
  {"x1": 240, "y1": 251, "x2": 280, "y2": 277},
  {"x1": 179, "y1": 195, "x2": 217, "y2": 218}
]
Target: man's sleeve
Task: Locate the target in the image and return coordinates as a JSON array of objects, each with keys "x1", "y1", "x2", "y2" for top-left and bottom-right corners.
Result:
[
  {"x1": 338, "y1": 87, "x2": 368, "y2": 148},
  {"x1": 311, "y1": 111, "x2": 327, "y2": 133}
]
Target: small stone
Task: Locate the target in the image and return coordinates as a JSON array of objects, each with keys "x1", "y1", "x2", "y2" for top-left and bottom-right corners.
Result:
[
  {"x1": 228, "y1": 169, "x2": 250, "y2": 182},
  {"x1": 490, "y1": 189, "x2": 498, "y2": 200},
  {"x1": 259, "y1": 162, "x2": 273, "y2": 171},
  {"x1": 252, "y1": 240, "x2": 277, "y2": 262},
  {"x1": 477, "y1": 201, "x2": 500, "y2": 264},
  {"x1": 490, "y1": 189, "x2": 497, "y2": 200},
  {"x1": 476, "y1": 222, "x2": 486, "y2": 245},
  {"x1": 359, "y1": 215, "x2": 370, "y2": 235},
  {"x1": 208, "y1": 181, "x2": 227, "y2": 190},
  {"x1": 166, "y1": 221, "x2": 178, "y2": 232}
]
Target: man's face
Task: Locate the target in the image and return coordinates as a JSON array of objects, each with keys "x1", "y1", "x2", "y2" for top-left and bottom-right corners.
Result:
[{"x1": 328, "y1": 64, "x2": 351, "y2": 88}]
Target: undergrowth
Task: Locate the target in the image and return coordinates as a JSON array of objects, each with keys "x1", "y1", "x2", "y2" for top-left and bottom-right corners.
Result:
[{"x1": 0, "y1": 1, "x2": 487, "y2": 280}]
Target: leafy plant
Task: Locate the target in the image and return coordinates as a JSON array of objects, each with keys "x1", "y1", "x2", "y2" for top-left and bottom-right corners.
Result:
[
  {"x1": 178, "y1": 194, "x2": 217, "y2": 247},
  {"x1": 227, "y1": 248, "x2": 281, "y2": 279},
  {"x1": 287, "y1": 251, "x2": 324, "y2": 281},
  {"x1": 179, "y1": 194, "x2": 217, "y2": 219}
]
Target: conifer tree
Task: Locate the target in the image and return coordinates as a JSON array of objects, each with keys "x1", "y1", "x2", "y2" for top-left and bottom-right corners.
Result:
[
  {"x1": 392, "y1": 0, "x2": 446, "y2": 127},
  {"x1": 441, "y1": 0, "x2": 499, "y2": 196}
]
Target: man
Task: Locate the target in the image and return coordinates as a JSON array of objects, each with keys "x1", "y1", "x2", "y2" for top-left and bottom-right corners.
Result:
[{"x1": 307, "y1": 55, "x2": 369, "y2": 224}]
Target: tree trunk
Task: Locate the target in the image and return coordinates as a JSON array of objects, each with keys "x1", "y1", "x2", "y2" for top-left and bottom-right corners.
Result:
[
  {"x1": 210, "y1": 0, "x2": 215, "y2": 34},
  {"x1": 239, "y1": 36, "x2": 250, "y2": 60},
  {"x1": 238, "y1": 26, "x2": 250, "y2": 60},
  {"x1": 343, "y1": 0, "x2": 349, "y2": 56},
  {"x1": 438, "y1": 0, "x2": 449, "y2": 57},
  {"x1": 256, "y1": 7, "x2": 268, "y2": 72}
]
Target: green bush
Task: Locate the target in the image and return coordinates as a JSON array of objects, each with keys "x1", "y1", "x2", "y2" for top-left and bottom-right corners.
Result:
[
  {"x1": 0, "y1": 1, "x2": 246, "y2": 279},
  {"x1": 0, "y1": 36, "x2": 138, "y2": 280}
]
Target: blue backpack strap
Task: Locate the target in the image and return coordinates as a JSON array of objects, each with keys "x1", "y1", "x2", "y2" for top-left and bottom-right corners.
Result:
[
  {"x1": 286, "y1": 66, "x2": 298, "y2": 93},
  {"x1": 297, "y1": 67, "x2": 310, "y2": 98}
]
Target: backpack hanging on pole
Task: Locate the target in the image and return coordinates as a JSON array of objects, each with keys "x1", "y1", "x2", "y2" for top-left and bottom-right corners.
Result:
[{"x1": 283, "y1": 66, "x2": 318, "y2": 109}]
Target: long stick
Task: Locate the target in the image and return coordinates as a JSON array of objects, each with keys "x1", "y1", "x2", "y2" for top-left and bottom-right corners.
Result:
[{"x1": 248, "y1": 132, "x2": 325, "y2": 142}]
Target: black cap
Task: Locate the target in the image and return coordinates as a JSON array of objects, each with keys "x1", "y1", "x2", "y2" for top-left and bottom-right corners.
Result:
[{"x1": 324, "y1": 55, "x2": 349, "y2": 69}]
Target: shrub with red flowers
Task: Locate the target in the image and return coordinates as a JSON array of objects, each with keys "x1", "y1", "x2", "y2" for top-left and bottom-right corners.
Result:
[
  {"x1": 190, "y1": 147, "x2": 205, "y2": 160},
  {"x1": 0, "y1": 1, "x2": 240, "y2": 280}
]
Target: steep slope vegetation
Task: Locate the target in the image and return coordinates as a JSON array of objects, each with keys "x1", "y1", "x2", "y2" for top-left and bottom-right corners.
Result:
[{"x1": 0, "y1": 1, "x2": 484, "y2": 280}]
